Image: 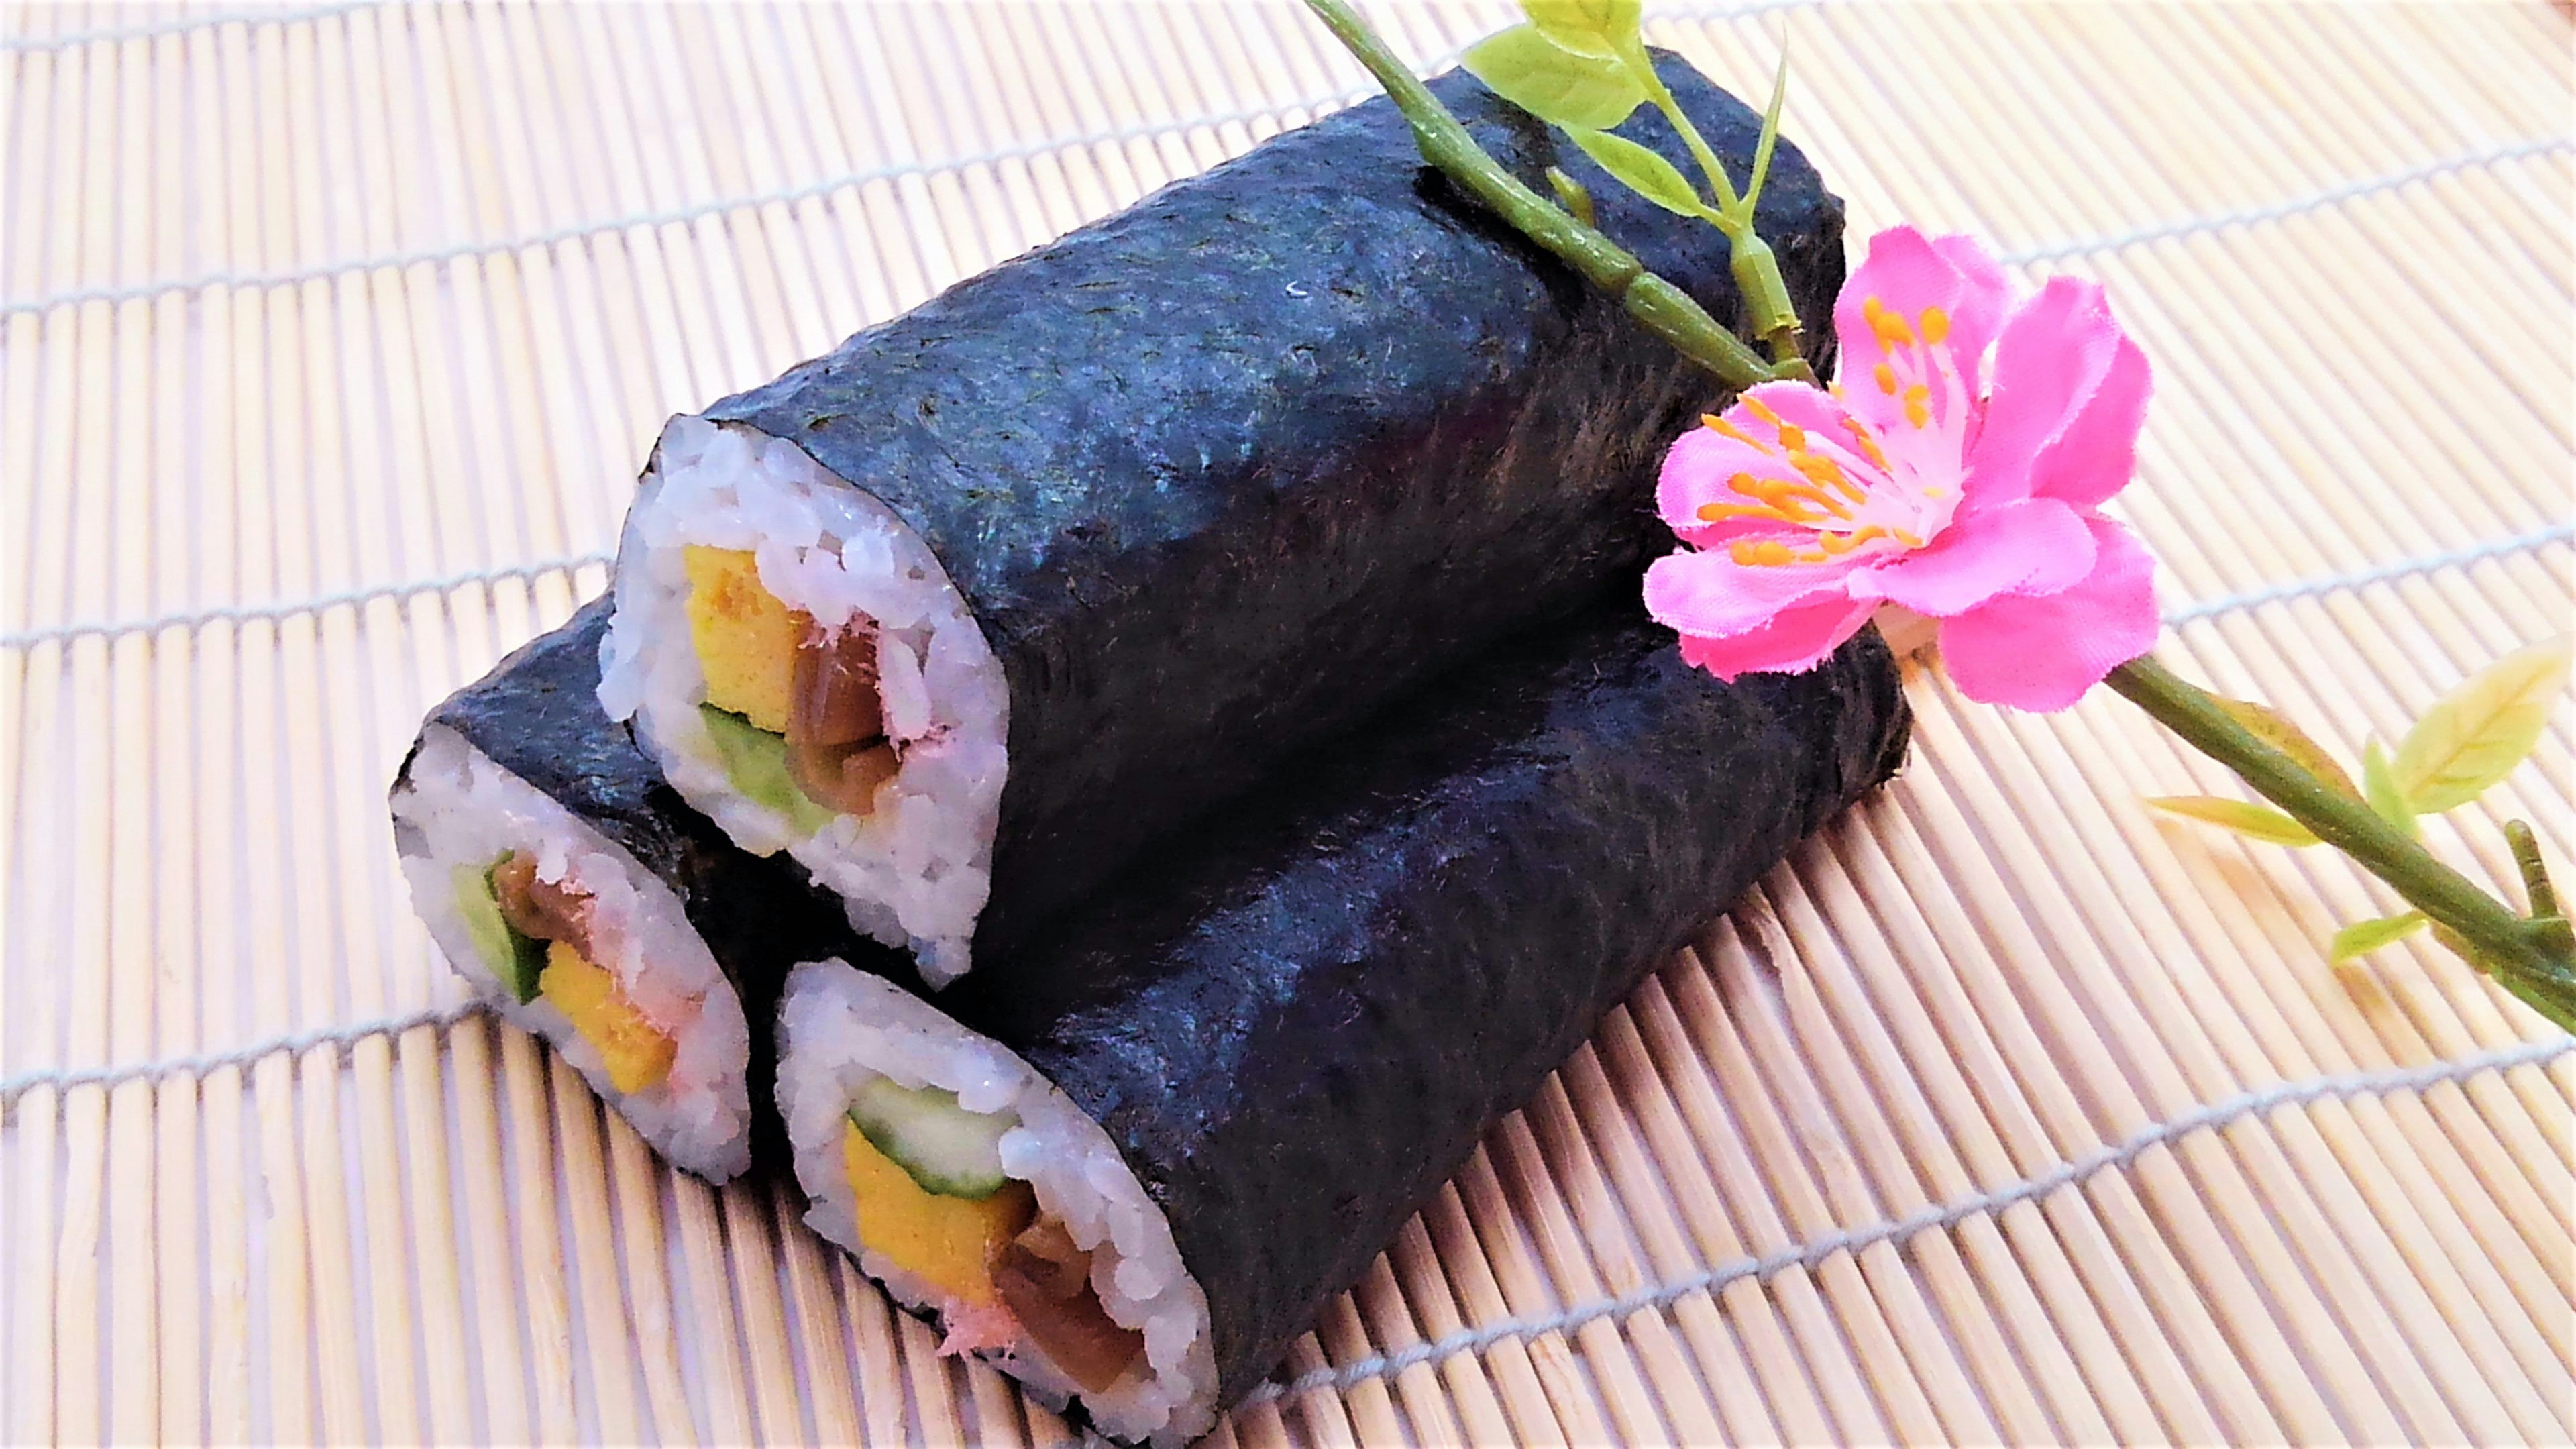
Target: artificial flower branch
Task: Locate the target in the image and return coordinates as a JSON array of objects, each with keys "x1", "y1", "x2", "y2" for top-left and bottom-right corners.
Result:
[
  {"x1": 2107, "y1": 657, "x2": 2576, "y2": 1032},
  {"x1": 1601, "y1": 25, "x2": 1805, "y2": 357},
  {"x1": 1304, "y1": 0, "x2": 2573, "y2": 1030},
  {"x1": 1301, "y1": 0, "x2": 1803, "y2": 388}
]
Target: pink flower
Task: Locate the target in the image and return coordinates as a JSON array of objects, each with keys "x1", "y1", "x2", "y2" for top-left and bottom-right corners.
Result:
[{"x1": 1644, "y1": 226, "x2": 2161, "y2": 711}]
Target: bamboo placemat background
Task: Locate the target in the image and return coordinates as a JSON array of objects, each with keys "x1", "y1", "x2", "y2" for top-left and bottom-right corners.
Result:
[{"x1": 3, "y1": 1, "x2": 2569, "y2": 1444}]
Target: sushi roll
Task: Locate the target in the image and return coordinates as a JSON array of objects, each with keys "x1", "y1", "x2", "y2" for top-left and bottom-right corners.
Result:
[
  {"x1": 391, "y1": 599, "x2": 861, "y2": 1181},
  {"x1": 773, "y1": 609, "x2": 1911, "y2": 1443},
  {"x1": 596, "y1": 53, "x2": 1847, "y2": 983}
]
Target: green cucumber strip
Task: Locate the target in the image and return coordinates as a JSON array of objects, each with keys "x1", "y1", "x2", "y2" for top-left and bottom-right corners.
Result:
[
  {"x1": 698, "y1": 703, "x2": 839, "y2": 837},
  {"x1": 847, "y1": 1077, "x2": 1017, "y2": 1199},
  {"x1": 453, "y1": 860, "x2": 545, "y2": 1004}
]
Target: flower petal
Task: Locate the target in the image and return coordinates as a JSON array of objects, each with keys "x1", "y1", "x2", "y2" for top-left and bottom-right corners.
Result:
[
  {"x1": 1674, "y1": 596, "x2": 1879, "y2": 680},
  {"x1": 1851, "y1": 497, "x2": 2096, "y2": 616},
  {"x1": 2027, "y1": 331, "x2": 2150, "y2": 509},
  {"x1": 1939, "y1": 516, "x2": 2160, "y2": 711},
  {"x1": 1833, "y1": 226, "x2": 2012, "y2": 416},
  {"x1": 1961, "y1": 276, "x2": 2125, "y2": 507},
  {"x1": 1644, "y1": 548, "x2": 1850, "y2": 640}
]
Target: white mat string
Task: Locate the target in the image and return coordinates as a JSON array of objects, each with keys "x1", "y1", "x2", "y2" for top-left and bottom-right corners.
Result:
[
  {"x1": 0, "y1": 0, "x2": 385, "y2": 53},
  {"x1": 0, "y1": 0, "x2": 1811, "y2": 311},
  {"x1": 2001, "y1": 136, "x2": 2573, "y2": 266},
  {"x1": 3, "y1": 14, "x2": 2549, "y2": 317},
  {"x1": 5, "y1": 519, "x2": 2560, "y2": 654},
  {"x1": 0, "y1": 552, "x2": 616, "y2": 651},
  {"x1": 1238, "y1": 1033, "x2": 2575, "y2": 1411},
  {"x1": 6, "y1": 987, "x2": 2562, "y2": 1411},
  {"x1": 2163, "y1": 523, "x2": 2574, "y2": 625},
  {"x1": 0, "y1": 1000, "x2": 486, "y2": 1108}
]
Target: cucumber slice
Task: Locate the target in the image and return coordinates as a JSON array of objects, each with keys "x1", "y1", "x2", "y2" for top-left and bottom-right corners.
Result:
[
  {"x1": 698, "y1": 703, "x2": 838, "y2": 837},
  {"x1": 453, "y1": 860, "x2": 545, "y2": 1003},
  {"x1": 847, "y1": 1077, "x2": 1017, "y2": 1199}
]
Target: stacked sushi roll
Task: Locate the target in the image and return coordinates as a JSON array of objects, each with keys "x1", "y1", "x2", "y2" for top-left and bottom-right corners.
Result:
[
  {"x1": 598, "y1": 441, "x2": 1010, "y2": 985},
  {"x1": 391, "y1": 44, "x2": 1906, "y2": 1444},
  {"x1": 392, "y1": 601, "x2": 857, "y2": 1181},
  {"x1": 774, "y1": 614, "x2": 1907, "y2": 1444},
  {"x1": 593, "y1": 56, "x2": 1844, "y2": 983},
  {"x1": 775, "y1": 970, "x2": 1216, "y2": 1442}
]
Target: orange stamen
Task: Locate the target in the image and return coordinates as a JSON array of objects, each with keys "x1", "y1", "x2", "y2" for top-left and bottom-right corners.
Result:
[
  {"x1": 1865, "y1": 295, "x2": 1916, "y2": 347},
  {"x1": 1819, "y1": 525, "x2": 1889, "y2": 555},
  {"x1": 1919, "y1": 305, "x2": 1951, "y2": 345},
  {"x1": 1741, "y1": 397, "x2": 1800, "y2": 449},
  {"x1": 1872, "y1": 362, "x2": 1898, "y2": 396},
  {"x1": 1754, "y1": 525, "x2": 1898, "y2": 566},
  {"x1": 1742, "y1": 398, "x2": 1812, "y2": 453},
  {"x1": 1789, "y1": 451, "x2": 1866, "y2": 503},
  {"x1": 1696, "y1": 501, "x2": 1799, "y2": 523},
  {"x1": 1839, "y1": 417, "x2": 1889, "y2": 470},
  {"x1": 1741, "y1": 476, "x2": 1849, "y2": 519},
  {"x1": 1707, "y1": 416, "x2": 1761, "y2": 448}
]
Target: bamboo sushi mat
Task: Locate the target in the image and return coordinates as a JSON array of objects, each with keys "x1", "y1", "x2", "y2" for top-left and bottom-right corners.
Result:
[{"x1": 5, "y1": 0, "x2": 2573, "y2": 1444}]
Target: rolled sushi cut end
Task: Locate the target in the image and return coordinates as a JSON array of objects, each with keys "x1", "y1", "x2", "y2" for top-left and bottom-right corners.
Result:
[
  {"x1": 777, "y1": 959, "x2": 1216, "y2": 1445},
  {"x1": 393, "y1": 725, "x2": 757, "y2": 1181},
  {"x1": 599, "y1": 415, "x2": 1008, "y2": 984}
]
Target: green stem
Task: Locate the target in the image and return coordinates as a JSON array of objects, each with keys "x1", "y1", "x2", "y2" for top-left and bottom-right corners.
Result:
[
  {"x1": 1627, "y1": 49, "x2": 1803, "y2": 362},
  {"x1": 1629, "y1": 54, "x2": 1743, "y2": 219},
  {"x1": 1301, "y1": 0, "x2": 1784, "y2": 391},
  {"x1": 2507, "y1": 820, "x2": 2560, "y2": 917},
  {"x1": 1729, "y1": 233, "x2": 1806, "y2": 364},
  {"x1": 1622, "y1": 44, "x2": 1804, "y2": 361},
  {"x1": 2506, "y1": 820, "x2": 2575, "y2": 955},
  {"x1": 2108, "y1": 656, "x2": 2576, "y2": 1032}
]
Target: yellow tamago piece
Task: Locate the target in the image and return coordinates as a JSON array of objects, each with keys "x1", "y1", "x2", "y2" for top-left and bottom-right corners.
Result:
[
  {"x1": 843, "y1": 1121, "x2": 1034, "y2": 1306},
  {"x1": 683, "y1": 545, "x2": 800, "y2": 733},
  {"x1": 538, "y1": 942, "x2": 678, "y2": 1095}
]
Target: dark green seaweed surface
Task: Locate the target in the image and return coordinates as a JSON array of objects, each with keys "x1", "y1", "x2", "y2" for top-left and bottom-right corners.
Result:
[
  {"x1": 943, "y1": 610, "x2": 1909, "y2": 1409},
  {"x1": 394, "y1": 598, "x2": 867, "y2": 1173},
  {"x1": 700, "y1": 54, "x2": 1846, "y2": 951}
]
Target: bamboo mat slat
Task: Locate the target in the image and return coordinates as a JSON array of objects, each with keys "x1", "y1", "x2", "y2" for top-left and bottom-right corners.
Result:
[{"x1": 2, "y1": 2, "x2": 2570, "y2": 1444}]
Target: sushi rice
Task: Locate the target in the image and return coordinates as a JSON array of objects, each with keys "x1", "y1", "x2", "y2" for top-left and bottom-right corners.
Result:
[
  {"x1": 777, "y1": 960, "x2": 1217, "y2": 1446},
  {"x1": 392, "y1": 725, "x2": 757, "y2": 1181},
  {"x1": 597, "y1": 415, "x2": 1008, "y2": 984}
]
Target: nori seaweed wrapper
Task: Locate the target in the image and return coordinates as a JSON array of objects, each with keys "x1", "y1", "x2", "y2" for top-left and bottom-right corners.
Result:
[
  {"x1": 940, "y1": 607, "x2": 1910, "y2": 1408},
  {"x1": 396, "y1": 598, "x2": 867, "y2": 1169},
  {"x1": 695, "y1": 52, "x2": 1847, "y2": 951}
]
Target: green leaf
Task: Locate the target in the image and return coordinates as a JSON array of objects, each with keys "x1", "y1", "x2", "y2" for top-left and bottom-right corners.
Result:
[
  {"x1": 1462, "y1": 23, "x2": 1646, "y2": 131},
  {"x1": 2361, "y1": 739, "x2": 2418, "y2": 839},
  {"x1": 2145, "y1": 795, "x2": 2321, "y2": 847},
  {"x1": 2210, "y1": 693, "x2": 2359, "y2": 800},
  {"x1": 2391, "y1": 637, "x2": 2571, "y2": 813},
  {"x1": 1519, "y1": 0, "x2": 1643, "y2": 59},
  {"x1": 1741, "y1": 32, "x2": 1791, "y2": 215},
  {"x1": 2330, "y1": 911, "x2": 2428, "y2": 963},
  {"x1": 1566, "y1": 127, "x2": 1706, "y2": 218}
]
